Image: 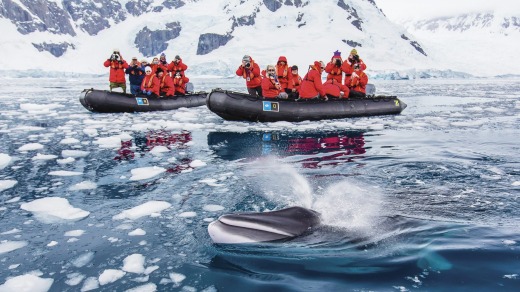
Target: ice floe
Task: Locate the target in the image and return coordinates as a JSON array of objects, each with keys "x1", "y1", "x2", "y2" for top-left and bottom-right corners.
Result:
[
  {"x1": 48, "y1": 170, "x2": 83, "y2": 176},
  {"x1": 0, "y1": 153, "x2": 13, "y2": 169},
  {"x1": 69, "y1": 181, "x2": 97, "y2": 190},
  {"x1": 59, "y1": 138, "x2": 80, "y2": 144},
  {"x1": 62, "y1": 150, "x2": 89, "y2": 158},
  {"x1": 64, "y1": 230, "x2": 85, "y2": 237},
  {"x1": 98, "y1": 269, "x2": 126, "y2": 285},
  {"x1": 189, "y1": 160, "x2": 207, "y2": 168},
  {"x1": 0, "y1": 180, "x2": 17, "y2": 192},
  {"x1": 0, "y1": 274, "x2": 53, "y2": 292},
  {"x1": 80, "y1": 277, "x2": 99, "y2": 291},
  {"x1": 0, "y1": 240, "x2": 28, "y2": 254},
  {"x1": 32, "y1": 153, "x2": 58, "y2": 161},
  {"x1": 113, "y1": 201, "x2": 171, "y2": 220},
  {"x1": 129, "y1": 166, "x2": 166, "y2": 181},
  {"x1": 17, "y1": 143, "x2": 44, "y2": 151},
  {"x1": 203, "y1": 204, "x2": 225, "y2": 212},
  {"x1": 128, "y1": 228, "x2": 146, "y2": 236},
  {"x1": 123, "y1": 253, "x2": 146, "y2": 274},
  {"x1": 20, "y1": 197, "x2": 90, "y2": 223}
]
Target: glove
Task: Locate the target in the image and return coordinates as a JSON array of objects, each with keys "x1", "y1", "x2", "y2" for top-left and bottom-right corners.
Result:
[
  {"x1": 351, "y1": 72, "x2": 359, "y2": 78},
  {"x1": 146, "y1": 91, "x2": 152, "y2": 96}
]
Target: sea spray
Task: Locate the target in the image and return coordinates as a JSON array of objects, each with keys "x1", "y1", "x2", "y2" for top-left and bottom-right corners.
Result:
[{"x1": 244, "y1": 157, "x2": 313, "y2": 208}]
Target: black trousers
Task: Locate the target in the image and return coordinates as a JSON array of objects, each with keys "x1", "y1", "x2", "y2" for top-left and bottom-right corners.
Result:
[
  {"x1": 348, "y1": 90, "x2": 366, "y2": 98},
  {"x1": 247, "y1": 86, "x2": 262, "y2": 97}
]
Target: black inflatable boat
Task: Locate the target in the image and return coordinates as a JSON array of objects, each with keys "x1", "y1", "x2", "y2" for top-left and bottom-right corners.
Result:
[
  {"x1": 206, "y1": 89, "x2": 407, "y2": 122},
  {"x1": 79, "y1": 88, "x2": 207, "y2": 113}
]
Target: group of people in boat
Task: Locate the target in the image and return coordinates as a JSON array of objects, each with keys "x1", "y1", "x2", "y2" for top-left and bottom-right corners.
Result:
[
  {"x1": 237, "y1": 49, "x2": 368, "y2": 100},
  {"x1": 103, "y1": 49, "x2": 190, "y2": 97}
]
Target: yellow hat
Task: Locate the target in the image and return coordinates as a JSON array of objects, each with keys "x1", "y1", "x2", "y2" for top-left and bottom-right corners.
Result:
[{"x1": 350, "y1": 49, "x2": 358, "y2": 55}]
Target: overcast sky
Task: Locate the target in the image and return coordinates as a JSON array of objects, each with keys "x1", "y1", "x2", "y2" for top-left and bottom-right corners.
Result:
[{"x1": 376, "y1": 0, "x2": 520, "y2": 21}]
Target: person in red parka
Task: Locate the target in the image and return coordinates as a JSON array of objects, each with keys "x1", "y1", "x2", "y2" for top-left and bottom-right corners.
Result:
[
  {"x1": 261, "y1": 65, "x2": 289, "y2": 99},
  {"x1": 325, "y1": 50, "x2": 343, "y2": 83},
  {"x1": 347, "y1": 64, "x2": 369, "y2": 98},
  {"x1": 156, "y1": 68, "x2": 175, "y2": 97},
  {"x1": 103, "y1": 49, "x2": 129, "y2": 93},
  {"x1": 323, "y1": 79, "x2": 350, "y2": 99},
  {"x1": 341, "y1": 49, "x2": 367, "y2": 85},
  {"x1": 167, "y1": 55, "x2": 188, "y2": 77},
  {"x1": 287, "y1": 65, "x2": 302, "y2": 99},
  {"x1": 172, "y1": 71, "x2": 190, "y2": 95},
  {"x1": 141, "y1": 66, "x2": 160, "y2": 96},
  {"x1": 149, "y1": 57, "x2": 167, "y2": 75},
  {"x1": 236, "y1": 55, "x2": 262, "y2": 97},
  {"x1": 275, "y1": 56, "x2": 292, "y2": 93},
  {"x1": 299, "y1": 61, "x2": 327, "y2": 100}
]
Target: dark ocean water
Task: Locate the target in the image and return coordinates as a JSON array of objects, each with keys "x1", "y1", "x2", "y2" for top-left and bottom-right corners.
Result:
[{"x1": 0, "y1": 77, "x2": 519, "y2": 291}]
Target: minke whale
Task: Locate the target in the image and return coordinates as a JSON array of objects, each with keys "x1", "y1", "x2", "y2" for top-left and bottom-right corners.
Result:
[{"x1": 208, "y1": 206, "x2": 321, "y2": 244}]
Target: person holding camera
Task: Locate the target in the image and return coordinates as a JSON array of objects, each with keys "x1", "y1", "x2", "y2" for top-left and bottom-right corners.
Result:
[
  {"x1": 341, "y1": 49, "x2": 367, "y2": 85},
  {"x1": 299, "y1": 61, "x2": 327, "y2": 100},
  {"x1": 172, "y1": 71, "x2": 190, "y2": 95},
  {"x1": 125, "y1": 57, "x2": 145, "y2": 95},
  {"x1": 167, "y1": 55, "x2": 188, "y2": 77},
  {"x1": 103, "y1": 49, "x2": 129, "y2": 93},
  {"x1": 261, "y1": 65, "x2": 289, "y2": 99},
  {"x1": 275, "y1": 56, "x2": 292, "y2": 93},
  {"x1": 141, "y1": 66, "x2": 160, "y2": 96},
  {"x1": 287, "y1": 65, "x2": 302, "y2": 99},
  {"x1": 156, "y1": 68, "x2": 175, "y2": 97},
  {"x1": 325, "y1": 50, "x2": 344, "y2": 83},
  {"x1": 236, "y1": 55, "x2": 262, "y2": 97},
  {"x1": 347, "y1": 64, "x2": 368, "y2": 98}
]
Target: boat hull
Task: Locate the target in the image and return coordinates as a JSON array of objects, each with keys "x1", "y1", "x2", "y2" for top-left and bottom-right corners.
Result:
[
  {"x1": 206, "y1": 89, "x2": 407, "y2": 122},
  {"x1": 79, "y1": 89, "x2": 207, "y2": 113}
]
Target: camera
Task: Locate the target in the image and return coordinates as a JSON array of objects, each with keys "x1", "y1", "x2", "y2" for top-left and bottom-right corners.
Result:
[
  {"x1": 335, "y1": 59, "x2": 342, "y2": 66},
  {"x1": 354, "y1": 64, "x2": 360, "y2": 69},
  {"x1": 245, "y1": 62, "x2": 251, "y2": 68},
  {"x1": 110, "y1": 54, "x2": 119, "y2": 61},
  {"x1": 353, "y1": 55, "x2": 360, "y2": 62}
]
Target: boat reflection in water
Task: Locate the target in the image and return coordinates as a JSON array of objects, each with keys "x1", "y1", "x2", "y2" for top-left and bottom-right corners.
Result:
[
  {"x1": 207, "y1": 131, "x2": 365, "y2": 168},
  {"x1": 115, "y1": 130, "x2": 193, "y2": 173}
]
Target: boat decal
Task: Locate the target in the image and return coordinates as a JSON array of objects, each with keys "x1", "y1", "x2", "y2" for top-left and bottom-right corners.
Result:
[
  {"x1": 136, "y1": 98, "x2": 149, "y2": 106},
  {"x1": 394, "y1": 100, "x2": 400, "y2": 107},
  {"x1": 262, "y1": 101, "x2": 279, "y2": 112}
]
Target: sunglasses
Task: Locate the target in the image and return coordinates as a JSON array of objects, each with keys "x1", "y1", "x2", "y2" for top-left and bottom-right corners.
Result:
[{"x1": 267, "y1": 69, "x2": 275, "y2": 72}]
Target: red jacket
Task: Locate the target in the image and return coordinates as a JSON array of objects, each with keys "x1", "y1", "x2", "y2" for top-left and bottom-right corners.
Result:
[
  {"x1": 261, "y1": 74, "x2": 283, "y2": 98},
  {"x1": 323, "y1": 79, "x2": 350, "y2": 98},
  {"x1": 167, "y1": 59, "x2": 188, "y2": 74},
  {"x1": 347, "y1": 70, "x2": 368, "y2": 93},
  {"x1": 287, "y1": 73, "x2": 302, "y2": 92},
  {"x1": 159, "y1": 74, "x2": 175, "y2": 96},
  {"x1": 141, "y1": 74, "x2": 160, "y2": 96},
  {"x1": 149, "y1": 63, "x2": 167, "y2": 75},
  {"x1": 104, "y1": 59, "x2": 129, "y2": 83},
  {"x1": 325, "y1": 58, "x2": 343, "y2": 83},
  {"x1": 173, "y1": 75, "x2": 190, "y2": 95},
  {"x1": 236, "y1": 58, "x2": 261, "y2": 88},
  {"x1": 341, "y1": 58, "x2": 367, "y2": 84},
  {"x1": 299, "y1": 65, "x2": 326, "y2": 99},
  {"x1": 275, "y1": 56, "x2": 291, "y2": 90}
]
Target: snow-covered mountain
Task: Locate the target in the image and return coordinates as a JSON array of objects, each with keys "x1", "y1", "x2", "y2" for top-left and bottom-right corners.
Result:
[{"x1": 0, "y1": 0, "x2": 517, "y2": 77}]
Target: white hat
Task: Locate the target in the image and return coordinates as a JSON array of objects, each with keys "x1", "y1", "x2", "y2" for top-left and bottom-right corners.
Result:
[{"x1": 144, "y1": 66, "x2": 152, "y2": 73}]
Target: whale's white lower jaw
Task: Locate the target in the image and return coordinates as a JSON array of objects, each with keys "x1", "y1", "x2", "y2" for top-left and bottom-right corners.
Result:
[{"x1": 208, "y1": 220, "x2": 293, "y2": 244}]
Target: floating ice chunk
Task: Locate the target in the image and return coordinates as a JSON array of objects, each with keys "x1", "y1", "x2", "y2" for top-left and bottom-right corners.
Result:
[
  {"x1": 203, "y1": 205, "x2": 225, "y2": 212},
  {"x1": 128, "y1": 228, "x2": 146, "y2": 236},
  {"x1": 113, "y1": 201, "x2": 171, "y2": 220},
  {"x1": 98, "y1": 269, "x2": 126, "y2": 285},
  {"x1": 49, "y1": 170, "x2": 83, "y2": 176},
  {"x1": 6, "y1": 196, "x2": 20, "y2": 203},
  {"x1": 126, "y1": 283, "x2": 157, "y2": 292},
  {"x1": 123, "y1": 254, "x2": 146, "y2": 274},
  {"x1": 0, "y1": 153, "x2": 13, "y2": 169},
  {"x1": 71, "y1": 251, "x2": 95, "y2": 268},
  {"x1": 503, "y1": 239, "x2": 516, "y2": 245},
  {"x1": 144, "y1": 266, "x2": 159, "y2": 275},
  {"x1": 0, "y1": 241, "x2": 28, "y2": 254},
  {"x1": 80, "y1": 277, "x2": 99, "y2": 291},
  {"x1": 62, "y1": 150, "x2": 89, "y2": 158},
  {"x1": 189, "y1": 160, "x2": 206, "y2": 168},
  {"x1": 94, "y1": 137, "x2": 122, "y2": 149},
  {"x1": 503, "y1": 274, "x2": 518, "y2": 279},
  {"x1": 149, "y1": 146, "x2": 170, "y2": 156},
  {"x1": 8, "y1": 264, "x2": 20, "y2": 269},
  {"x1": 69, "y1": 181, "x2": 97, "y2": 191},
  {"x1": 60, "y1": 138, "x2": 80, "y2": 145},
  {"x1": 20, "y1": 197, "x2": 90, "y2": 223},
  {"x1": 512, "y1": 181, "x2": 520, "y2": 186},
  {"x1": 64, "y1": 230, "x2": 85, "y2": 237},
  {"x1": 1, "y1": 228, "x2": 21, "y2": 235},
  {"x1": 178, "y1": 211, "x2": 197, "y2": 218},
  {"x1": 18, "y1": 143, "x2": 44, "y2": 151},
  {"x1": 47, "y1": 241, "x2": 58, "y2": 247},
  {"x1": 129, "y1": 166, "x2": 166, "y2": 181},
  {"x1": 0, "y1": 180, "x2": 17, "y2": 192},
  {"x1": 199, "y1": 178, "x2": 224, "y2": 187},
  {"x1": 20, "y1": 103, "x2": 63, "y2": 112},
  {"x1": 57, "y1": 157, "x2": 75, "y2": 164},
  {"x1": 0, "y1": 274, "x2": 53, "y2": 292},
  {"x1": 169, "y1": 272, "x2": 186, "y2": 284},
  {"x1": 83, "y1": 128, "x2": 99, "y2": 137},
  {"x1": 65, "y1": 273, "x2": 85, "y2": 286},
  {"x1": 32, "y1": 153, "x2": 58, "y2": 161}
]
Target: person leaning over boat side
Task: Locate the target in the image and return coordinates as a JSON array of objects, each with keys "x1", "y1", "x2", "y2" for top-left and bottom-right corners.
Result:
[
  {"x1": 125, "y1": 57, "x2": 145, "y2": 95},
  {"x1": 347, "y1": 64, "x2": 368, "y2": 98},
  {"x1": 275, "y1": 56, "x2": 292, "y2": 93},
  {"x1": 341, "y1": 49, "x2": 367, "y2": 85},
  {"x1": 156, "y1": 68, "x2": 175, "y2": 97},
  {"x1": 236, "y1": 55, "x2": 262, "y2": 97},
  {"x1": 141, "y1": 66, "x2": 160, "y2": 96},
  {"x1": 103, "y1": 49, "x2": 129, "y2": 93},
  {"x1": 287, "y1": 65, "x2": 302, "y2": 99},
  {"x1": 261, "y1": 65, "x2": 289, "y2": 99},
  {"x1": 299, "y1": 61, "x2": 327, "y2": 100},
  {"x1": 323, "y1": 78, "x2": 350, "y2": 99},
  {"x1": 172, "y1": 71, "x2": 190, "y2": 96},
  {"x1": 167, "y1": 55, "x2": 188, "y2": 77},
  {"x1": 325, "y1": 50, "x2": 344, "y2": 83}
]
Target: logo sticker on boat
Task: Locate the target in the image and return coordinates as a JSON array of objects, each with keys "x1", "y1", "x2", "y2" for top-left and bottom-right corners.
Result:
[
  {"x1": 394, "y1": 100, "x2": 400, "y2": 106},
  {"x1": 263, "y1": 101, "x2": 279, "y2": 112},
  {"x1": 136, "y1": 98, "x2": 149, "y2": 106}
]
